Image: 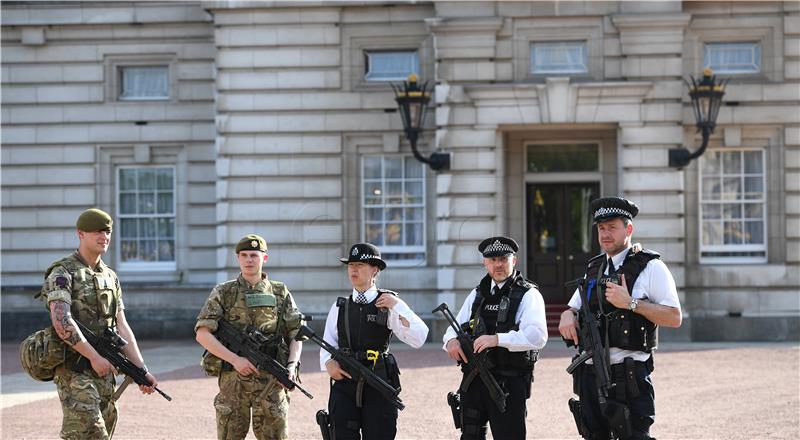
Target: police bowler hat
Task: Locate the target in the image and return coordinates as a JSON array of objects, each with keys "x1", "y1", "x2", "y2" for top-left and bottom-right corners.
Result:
[{"x1": 339, "y1": 243, "x2": 386, "y2": 271}]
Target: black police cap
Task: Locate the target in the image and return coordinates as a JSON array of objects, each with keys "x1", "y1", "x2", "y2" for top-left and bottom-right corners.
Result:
[
  {"x1": 478, "y1": 236, "x2": 519, "y2": 258},
  {"x1": 589, "y1": 197, "x2": 639, "y2": 224}
]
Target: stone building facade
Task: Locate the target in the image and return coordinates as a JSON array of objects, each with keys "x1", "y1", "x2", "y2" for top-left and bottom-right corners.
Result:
[{"x1": 2, "y1": 1, "x2": 798, "y2": 341}]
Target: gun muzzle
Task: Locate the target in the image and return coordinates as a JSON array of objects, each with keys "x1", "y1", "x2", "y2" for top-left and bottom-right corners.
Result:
[{"x1": 432, "y1": 303, "x2": 449, "y2": 314}]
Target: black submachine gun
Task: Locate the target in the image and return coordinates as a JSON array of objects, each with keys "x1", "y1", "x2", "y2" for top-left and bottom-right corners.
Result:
[
  {"x1": 74, "y1": 320, "x2": 171, "y2": 402},
  {"x1": 432, "y1": 302, "x2": 508, "y2": 420},
  {"x1": 296, "y1": 325, "x2": 404, "y2": 410},
  {"x1": 564, "y1": 269, "x2": 631, "y2": 439},
  {"x1": 214, "y1": 319, "x2": 313, "y2": 399}
]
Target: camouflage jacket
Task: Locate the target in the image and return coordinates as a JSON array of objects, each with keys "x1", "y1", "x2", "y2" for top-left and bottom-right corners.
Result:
[
  {"x1": 196, "y1": 273, "x2": 302, "y2": 366},
  {"x1": 37, "y1": 252, "x2": 123, "y2": 361}
]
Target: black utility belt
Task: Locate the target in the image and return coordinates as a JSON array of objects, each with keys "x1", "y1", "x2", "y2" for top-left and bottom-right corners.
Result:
[
  {"x1": 340, "y1": 348, "x2": 388, "y2": 362},
  {"x1": 586, "y1": 357, "x2": 654, "y2": 375}
]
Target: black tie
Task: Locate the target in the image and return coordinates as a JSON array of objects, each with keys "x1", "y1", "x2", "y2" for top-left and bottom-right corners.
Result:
[
  {"x1": 492, "y1": 285, "x2": 500, "y2": 296},
  {"x1": 607, "y1": 257, "x2": 616, "y2": 274}
]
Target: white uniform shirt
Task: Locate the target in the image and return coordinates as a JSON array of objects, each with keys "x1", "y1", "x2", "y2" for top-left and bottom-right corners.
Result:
[
  {"x1": 319, "y1": 286, "x2": 429, "y2": 371},
  {"x1": 568, "y1": 246, "x2": 681, "y2": 364},
  {"x1": 442, "y1": 279, "x2": 548, "y2": 352}
]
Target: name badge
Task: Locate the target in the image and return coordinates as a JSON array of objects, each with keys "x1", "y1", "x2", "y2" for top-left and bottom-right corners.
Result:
[{"x1": 245, "y1": 293, "x2": 276, "y2": 308}]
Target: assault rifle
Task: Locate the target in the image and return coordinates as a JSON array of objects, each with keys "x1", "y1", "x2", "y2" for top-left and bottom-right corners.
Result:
[
  {"x1": 214, "y1": 319, "x2": 313, "y2": 399},
  {"x1": 433, "y1": 302, "x2": 508, "y2": 414},
  {"x1": 74, "y1": 320, "x2": 171, "y2": 402},
  {"x1": 295, "y1": 325, "x2": 404, "y2": 411},
  {"x1": 565, "y1": 271, "x2": 630, "y2": 438}
]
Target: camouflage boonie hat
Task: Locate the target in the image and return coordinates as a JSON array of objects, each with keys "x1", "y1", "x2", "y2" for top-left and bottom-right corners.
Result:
[
  {"x1": 76, "y1": 208, "x2": 113, "y2": 232},
  {"x1": 236, "y1": 234, "x2": 267, "y2": 254}
]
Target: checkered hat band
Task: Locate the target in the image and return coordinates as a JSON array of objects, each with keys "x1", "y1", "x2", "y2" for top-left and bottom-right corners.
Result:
[
  {"x1": 485, "y1": 240, "x2": 513, "y2": 254},
  {"x1": 359, "y1": 254, "x2": 378, "y2": 260},
  {"x1": 594, "y1": 207, "x2": 632, "y2": 218}
]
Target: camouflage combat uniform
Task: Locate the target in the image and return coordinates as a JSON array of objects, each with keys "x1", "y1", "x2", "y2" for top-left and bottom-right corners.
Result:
[
  {"x1": 196, "y1": 273, "x2": 303, "y2": 440},
  {"x1": 39, "y1": 252, "x2": 123, "y2": 440}
]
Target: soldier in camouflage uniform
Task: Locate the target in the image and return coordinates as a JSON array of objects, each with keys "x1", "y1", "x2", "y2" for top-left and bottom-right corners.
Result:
[
  {"x1": 38, "y1": 208, "x2": 158, "y2": 440},
  {"x1": 195, "y1": 234, "x2": 304, "y2": 440}
]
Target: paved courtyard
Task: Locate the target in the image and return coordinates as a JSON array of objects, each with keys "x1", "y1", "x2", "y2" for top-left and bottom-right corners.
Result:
[{"x1": 1, "y1": 340, "x2": 798, "y2": 439}]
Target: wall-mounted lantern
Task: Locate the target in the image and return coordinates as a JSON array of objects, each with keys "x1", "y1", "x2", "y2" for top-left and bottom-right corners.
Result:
[
  {"x1": 391, "y1": 74, "x2": 450, "y2": 171},
  {"x1": 669, "y1": 68, "x2": 730, "y2": 169}
]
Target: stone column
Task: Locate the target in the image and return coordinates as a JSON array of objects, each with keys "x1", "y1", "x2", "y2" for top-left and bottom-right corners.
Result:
[{"x1": 612, "y1": 12, "x2": 691, "y2": 291}]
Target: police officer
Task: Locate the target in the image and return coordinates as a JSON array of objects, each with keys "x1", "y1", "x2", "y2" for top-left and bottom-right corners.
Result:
[
  {"x1": 195, "y1": 234, "x2": 304, "y2": 440},
  {"x1": 38, "y1": 208, "x2": 158, "y2": 439},
  {"x1": 558, "y1": 197, "x2": 682, "y2": 440},
  {"x1": 444, "y1": 236, "x2": 548, "y2": 440},
  {"x1": 320, "y1": 243, "x2": 429, "y2": 440}
]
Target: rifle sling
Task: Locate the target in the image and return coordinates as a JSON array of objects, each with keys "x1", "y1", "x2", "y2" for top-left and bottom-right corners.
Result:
[
  {"x1": 459, "y1": 366, "x2": 479, "y2": 393},
  {"x1": 597, "y1": 260, "x2": 611, "y2": 375},
  {"x1": 344, "y1": 299, "x2": 353, "y2": 356},
  {"x1": 355, "y1": 377, "x2": 366, "y2": 408}
]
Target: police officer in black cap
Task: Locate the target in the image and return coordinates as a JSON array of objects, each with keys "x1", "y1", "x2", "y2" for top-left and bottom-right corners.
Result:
[
  {"x1": 559, "y1": 197, "x2": 682, "y2": 439},
  {"x1": 320, "y1": 242, "x2": 429, "y2": 440},
  {"x1": 443, "y1": 236, "x2": 547, "y2": 440}
]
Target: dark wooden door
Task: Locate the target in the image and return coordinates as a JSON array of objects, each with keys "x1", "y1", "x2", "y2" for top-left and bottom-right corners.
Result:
[{"x1": 526, "y1": 183, "x2": 599, "y2": 312}]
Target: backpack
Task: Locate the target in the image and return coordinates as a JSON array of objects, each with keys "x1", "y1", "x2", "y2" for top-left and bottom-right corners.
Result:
[{"x1": 19, "y1": 326, "x2": 67, "y2": 381}]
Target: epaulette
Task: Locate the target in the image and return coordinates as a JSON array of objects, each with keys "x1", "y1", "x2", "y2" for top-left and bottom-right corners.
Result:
[
  {"x1": 514, "y1": 277, "x2": 533, "y2": 290},
  {"x1": 638, "y1": 248, "x2": 661, "y2": 258},
  {"x1": 336, "y1": 297, "x2": 347, "y2": 307},
  {"x1": 269, "y1": 280, "x2": 286, "y2": 297},
  {"x1": 376, "y1": 289, "x2": 398, "y2": 297}
]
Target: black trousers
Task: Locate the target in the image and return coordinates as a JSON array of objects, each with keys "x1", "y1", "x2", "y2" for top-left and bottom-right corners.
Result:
[
  {"x1": 459, "y1": 374, "x2": 529, "y2": 440},
  {"x1": 577, "y1": 359, "x2": 655, "y2": 440},
  {"x1": 328, "y1": 377, "x2": 398, "y2": 440}
]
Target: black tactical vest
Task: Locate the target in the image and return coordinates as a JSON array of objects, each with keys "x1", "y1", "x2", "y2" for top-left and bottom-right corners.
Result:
[
  {"x1": 469, "y1": 271, "x2": 538, "y2": 375},
  {"x1": 582, "y1": 248, "x2": 660, "y2": 352},
  {"x1": 336, "y1": 290, "x2": 395, "y2": 360}
]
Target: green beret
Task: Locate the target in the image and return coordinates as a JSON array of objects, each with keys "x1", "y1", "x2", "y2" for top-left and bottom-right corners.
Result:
[
  {"x1": 76, "y1": 208, "x2": 113, "y2": 232},
  {"x1": 236, "y1": 234, "x2": 267, "y2": 253}
]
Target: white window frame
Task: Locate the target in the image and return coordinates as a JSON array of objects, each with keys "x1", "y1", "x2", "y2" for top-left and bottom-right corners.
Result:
[
  {"x1": 530, "y1": 41, "x2": 588, "y2": 75},
  {"x1": 698, "y1": 148, "x2": 767, "y2": 264},
  {"x1": 364, "y1": 50, "x2": 420, "y2": 82},
  {"x1": 361, "y1": 155, "x2": 426, "y2": 266},
  {"x1": 704, "y1": 42, "x2": 761, "y2": 75},
  {"x1": 104, "y1": 54, "x2": 177, "y2": 103},
  {"x1": 118, "y1": 65, "x2": 170, "y2": 101},
  {"x1": 116, "y1": 165, "x2": 177, "y2": 271}
]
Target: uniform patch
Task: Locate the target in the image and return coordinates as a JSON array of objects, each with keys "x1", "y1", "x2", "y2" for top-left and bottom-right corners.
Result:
[
  {"x1": 245, "y1": 293, "x2": 276, "y2": 308},
  {"x1": 55, "y1": 276, "x2": 68, "y2": 288}
]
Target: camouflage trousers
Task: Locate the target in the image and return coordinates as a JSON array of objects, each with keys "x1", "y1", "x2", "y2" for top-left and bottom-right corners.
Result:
[
  {"x1": 53, "y1": 365, "x2": 117, "y2": 440},
  {"x1": 214, "y1": 370, "x2": 290, "y2": 440}
]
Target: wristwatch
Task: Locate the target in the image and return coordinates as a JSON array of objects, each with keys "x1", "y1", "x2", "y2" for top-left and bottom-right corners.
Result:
[{"x1": 629, "y1": 298, "x2": 639, "y2": 312}]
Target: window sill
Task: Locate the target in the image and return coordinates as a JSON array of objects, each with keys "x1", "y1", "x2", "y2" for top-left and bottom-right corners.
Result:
[{"x1": 117, "y1": 267, "x2": 181, "y2": 284}]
